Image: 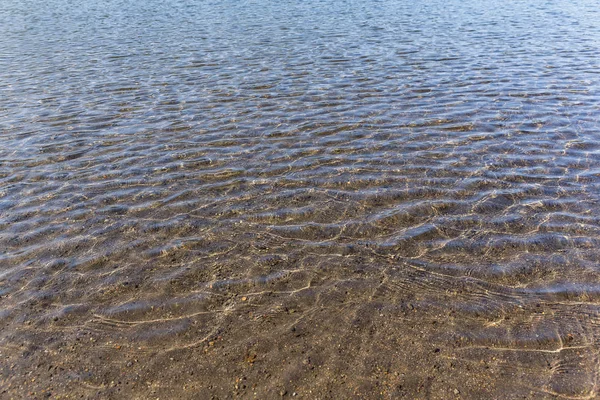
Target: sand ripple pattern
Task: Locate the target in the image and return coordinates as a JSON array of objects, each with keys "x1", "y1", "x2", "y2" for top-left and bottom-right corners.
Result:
[{"x1": 1, "y1": 0, "x2": 600, "y2": 398}]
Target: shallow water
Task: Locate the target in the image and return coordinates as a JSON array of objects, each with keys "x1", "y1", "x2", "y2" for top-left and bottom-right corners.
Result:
[{"x1": 2, "y1": 0, "x2": 600, "y2": 398}]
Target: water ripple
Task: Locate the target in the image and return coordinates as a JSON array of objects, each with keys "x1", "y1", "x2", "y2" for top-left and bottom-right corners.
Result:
[{"x1": 2, "y1": 0, "x2": 600, "y2": 397}]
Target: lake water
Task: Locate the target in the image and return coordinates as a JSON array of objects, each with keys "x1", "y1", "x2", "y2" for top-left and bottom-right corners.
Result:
[{"x1": 2, "y1": 0, "x2": 600, "y2": 398}]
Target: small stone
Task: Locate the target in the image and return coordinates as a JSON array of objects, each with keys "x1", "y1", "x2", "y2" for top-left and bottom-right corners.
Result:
[
  {"x1": 241, "y1": 297, "x2": 248, "y2": 302},
  {"x1": 454, "y1": 389, "x2": 460, "y2": 394},
  {"x1": 279, "y1": 389, "x2": 287, "y2": 396}
]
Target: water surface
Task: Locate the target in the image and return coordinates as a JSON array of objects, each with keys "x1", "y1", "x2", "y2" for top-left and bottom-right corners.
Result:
[{"x1": 2, "y1": 0, "x2": 600, "y2": 398}]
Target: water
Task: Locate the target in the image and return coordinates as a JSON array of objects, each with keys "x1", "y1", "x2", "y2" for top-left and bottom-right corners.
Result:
[{"x1": 1, "y1": 0, "x2": 600, "y2": 398}]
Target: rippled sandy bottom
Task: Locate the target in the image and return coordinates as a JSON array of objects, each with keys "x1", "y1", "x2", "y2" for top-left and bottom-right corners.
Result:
[
  {"x1": 28, "y1": 277, "x2": 600, "y2": 400},
  {"x1": 2, "y1": 0, "x2": 600, "y2": 398},
  {"x1": 3, "y1": 183, "x2": 600, "y2": 398},
  {"x1": 4, "y1": 260, "x2": 600, "y2": 399}
]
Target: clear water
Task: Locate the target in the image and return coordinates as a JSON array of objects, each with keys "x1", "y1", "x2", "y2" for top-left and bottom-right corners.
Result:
[{"x1": 2, "y1": 0, "x2": 600, "y2": 398}]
